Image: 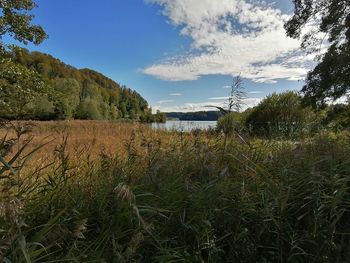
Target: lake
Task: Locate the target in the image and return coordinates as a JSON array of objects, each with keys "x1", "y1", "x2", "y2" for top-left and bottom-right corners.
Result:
[{"x1": 152, "y1": 120, "x2": 217, "y2": 132}]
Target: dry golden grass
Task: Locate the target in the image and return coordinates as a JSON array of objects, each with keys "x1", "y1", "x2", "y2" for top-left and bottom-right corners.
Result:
[
  {"x1": 2, "y1": 120, "x2": 350, "y2": 262},
  {"x1": 1, "y1": 121, "x2": 134, "y2": 156},
  {"x1": 0, "y1": 120, "x2": 198, "y2": 170}
]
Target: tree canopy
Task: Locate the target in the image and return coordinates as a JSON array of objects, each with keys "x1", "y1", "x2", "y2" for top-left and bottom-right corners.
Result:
[
  {"x1": 0, "y1": 0, "x2": 47, "y2": 47},
  {"x1": 285, "y1": 0, "x2": 350, "y2": 106},
  {"x1": 0, "y1": 57, "x2": 46, "y2": 118},
  {"x1": 0, "y1": 0, "x2": 50, "y2": 119},
  {"x1": 245, "y1": 91, "x2": 315, "y2": 137},
  {"x1": 0, "y1": 48, "x2": 154, "y2": 121}
]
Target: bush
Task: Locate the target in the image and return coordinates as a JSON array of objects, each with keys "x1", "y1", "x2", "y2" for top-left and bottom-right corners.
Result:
[{"x1": 245, "y1": 91, "x2": 316, "y2": 138}]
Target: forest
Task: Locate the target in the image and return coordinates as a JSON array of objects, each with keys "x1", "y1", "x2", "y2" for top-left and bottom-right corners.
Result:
[{"x1": 0, "y1": 47, "x2": 166, "y2": 122}]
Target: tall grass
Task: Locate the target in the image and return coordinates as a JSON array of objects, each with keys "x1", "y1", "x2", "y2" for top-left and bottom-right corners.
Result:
[{"x1": 1, "y1": 121, "x2": 350, "y2": 262}]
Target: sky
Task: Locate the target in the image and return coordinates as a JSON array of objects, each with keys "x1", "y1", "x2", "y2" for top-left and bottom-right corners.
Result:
[{"x1": 6, "y1": 0, "x2": 316, "y2": 112}]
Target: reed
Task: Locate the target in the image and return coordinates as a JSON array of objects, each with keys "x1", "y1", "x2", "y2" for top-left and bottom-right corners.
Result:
[{"x1": 1, "y1": 120, "x2": 350, "y2": 262}]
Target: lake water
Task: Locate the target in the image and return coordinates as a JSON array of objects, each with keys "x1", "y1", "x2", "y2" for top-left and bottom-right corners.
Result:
[{"x1": 152, "y1": 120, "x2": 217, "y2": 132}]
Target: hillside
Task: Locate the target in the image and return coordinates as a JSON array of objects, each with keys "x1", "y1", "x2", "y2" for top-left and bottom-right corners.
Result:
[{"x1": 0, "y1": 48, "x2": 153, "y2": 121}]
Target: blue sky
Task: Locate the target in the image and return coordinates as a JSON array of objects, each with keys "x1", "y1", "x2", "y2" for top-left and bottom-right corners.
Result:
[{"x1": 7, "y1": 0, "x2": 314, "y2": 112}]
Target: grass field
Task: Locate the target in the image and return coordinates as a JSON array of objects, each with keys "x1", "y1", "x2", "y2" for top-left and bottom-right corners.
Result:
[{"x1": 1, "y1": 120, "x2": 350, "y2": 262}]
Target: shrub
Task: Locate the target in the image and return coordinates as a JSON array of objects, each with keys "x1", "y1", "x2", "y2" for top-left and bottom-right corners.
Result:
[{"x1": 245, "y1": 91, "x2": 316, "y2": 138}]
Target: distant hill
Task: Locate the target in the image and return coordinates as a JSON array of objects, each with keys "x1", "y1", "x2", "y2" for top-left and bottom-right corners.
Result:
[
  {"x1": 166, "y1": 111, "x2": 223, "y2": 121},
  {"x1": 1, "y1": 48, "x2": 154, "y2": 121}
]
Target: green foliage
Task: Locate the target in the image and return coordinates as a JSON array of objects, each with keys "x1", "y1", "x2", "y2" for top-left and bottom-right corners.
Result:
[
  {"x1": 245, "y1": 91, "x2": 316, "y2": 138},
  {"x1": 0, "y1": 0, "x2": 47, "y2": 47},
  {"x1": 324, "y1": 102, "x2": 350, "y2": 130},
  {"x1": 0, "y1": 0, "x2": 52, "y2": 121},
  {"x1": 0, "y1": 48, "x2": 152, "y2": 121},
  {"x1": 140, "y1": 108, "x2": 154, "y2": 123},
  {"x1": 154, "y1": 110, "x2": 166, "y2": 123},
  {"x1": 75, "y1": 100, "x2": 102, "y2": 120},
  {"x1": 30, "y1": 95, "x2": 55, "y2": 120},
  {"x1": 0, "y1": 58, "x2": 48, "y2": 119},
  {"x1": 52, "y1": 78, "x2": 81, "y2": 120},
  {"x1": 285, "y1": 0, "x2": 350, "y2": 105},
  {"x1": 119, "y1": 102, "x2": 128, "y2": 118}
]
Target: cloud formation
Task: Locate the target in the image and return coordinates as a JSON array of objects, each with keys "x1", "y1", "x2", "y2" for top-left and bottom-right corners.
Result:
[
  {"x1": 208, "y1": 96, "x2": 230, "y2": 100},
  {"x1": 143, "y1": 0, "x2": 313, "y2": 83},
  {"x1": 153, "y1": 97, "x2": 261, "y2": 113},
  {"x1": 156, "y1": 99, "x2": 175, "y2": 104}
]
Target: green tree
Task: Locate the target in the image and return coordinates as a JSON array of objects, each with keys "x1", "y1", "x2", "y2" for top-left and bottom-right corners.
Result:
[
  {"x1": 0, "y1": 58, "x2": 47, "y2": 119},
  {"x1": 0, "y1": 0, "x2": 47, "y2": 119},
  {"x1": 140, "y1": 108, "x2": 154, "y2": 123},
  {"x1": 75, "y1": 99, "x2": 101, "y2": 120},
  {"x1": 0, "y1": 0, "x2": 47, "y2": 47},
  {"x1": 324, "y1": 101, "x2": 350, "y2": 129},
  {"x1": 110, "y1": 105, "x2": 119, "y2": 120},
  {"x1": 52, "y1": 78, "x2": 81, "y2": 119},
  {"x1": 285, "y1": 0, "x2": 350, "y2": 106},
  {"x1": 1, "y1": 45, "x2": 152, "y2": 121},
  {"x1": 31, "y1": 95, "x2": 55, "y2": 120},
  {"x1": 245, "y1": 91, "x2": 315, "y2": 137},
  {"x1": 120, "y1": 102, "x2": 127, "y2": 118},
  {"x1": 154, "y1": 110, "x2": 166, "y2": 123}
]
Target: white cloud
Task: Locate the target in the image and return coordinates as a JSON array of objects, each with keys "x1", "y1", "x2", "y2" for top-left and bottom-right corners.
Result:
[
  {"x1": 156, "y1": 99, "x2": 175, "y2": 104},
  {"x1": 154, "y1": 97, "x2": 261, "y2": 112},
  {"x1": 208, "y1": 96, "x2": 230, "y2": 100},
  {"x1": 248, "y1": 91, "x2": 263, "y2": 94},
  {"x1": 327, "y1": 94, "x2": 350, "y2": 105},
  {"x1": 143, "y1": 0, "x2": 314, "y2": 83},
  {"x1": 169, "y1": 93, "x2": 182, "y2": 96}
]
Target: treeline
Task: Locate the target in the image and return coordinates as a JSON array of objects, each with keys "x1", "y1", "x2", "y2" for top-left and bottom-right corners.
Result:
[
  {"x1": 217, "y1": 91, "x2": 350, "y2": 138},
  {"x1": 166, "y1": 111, "x2": 222, "y2": 121},
  {"x1": 0, "y1": 47, "x2": 164, "y2": 122}
]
